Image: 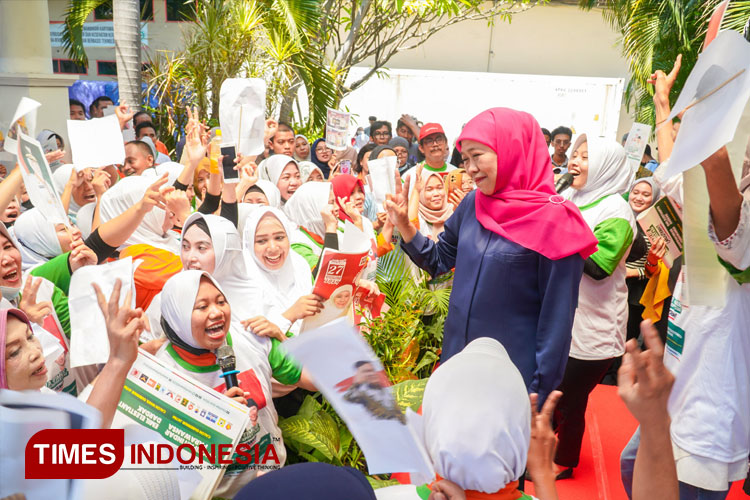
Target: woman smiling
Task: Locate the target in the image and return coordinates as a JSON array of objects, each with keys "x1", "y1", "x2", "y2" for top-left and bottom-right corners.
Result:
[{"x1": 385, "y1": 107, "x2": 597, "y2": 405}]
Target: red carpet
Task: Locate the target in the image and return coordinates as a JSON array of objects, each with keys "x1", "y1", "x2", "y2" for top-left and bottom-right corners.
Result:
[{"x1": 525, "y1": 384, "x2": 747, "y2": 499}]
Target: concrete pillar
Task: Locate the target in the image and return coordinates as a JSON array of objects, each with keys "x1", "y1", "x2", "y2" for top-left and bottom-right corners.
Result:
[{"x1": 0, "y1": 0, "x2": 78, "y2": 164}]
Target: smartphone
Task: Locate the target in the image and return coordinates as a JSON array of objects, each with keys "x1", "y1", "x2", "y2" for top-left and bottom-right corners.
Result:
[
  {"x1": 339, "y1": 159, "x2": 351, "y2": 175},
  {"x1": 221, "y1": 145, "x2": 238, "y2": 180}
]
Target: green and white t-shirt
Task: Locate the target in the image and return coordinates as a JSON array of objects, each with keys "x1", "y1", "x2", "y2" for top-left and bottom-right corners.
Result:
[{"x1": 570, "y1": 193, "x2": 636, "y2": 360}]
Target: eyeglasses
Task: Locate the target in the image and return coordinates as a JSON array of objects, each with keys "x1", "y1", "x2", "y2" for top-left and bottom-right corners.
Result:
[
  {"x1": 422, "y1": 136, "x2": 446, "y2": 146},
  {"x1": 373, "y1": 131, "x2": 391, "y2": 138},
  {"x1": 316, "y1": 147, "x2": 332, "y2": 154}
]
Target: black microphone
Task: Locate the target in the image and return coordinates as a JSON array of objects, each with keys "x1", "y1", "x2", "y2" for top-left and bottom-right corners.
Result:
[
  {"x1": 217, "y1": 345, "x2": 239, "y2": 391},
  {"x1": 555, "y1": 172, "x2": 575, "y2": 193}
]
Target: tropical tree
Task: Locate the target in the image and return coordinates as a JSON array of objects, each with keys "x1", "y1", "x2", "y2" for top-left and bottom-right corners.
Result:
[
  {"x1": 579, "y1": 0, "x2": 750, "y2": 125},
  {"x1": 62, "y1": 0, "x2": 144, "y2": 109},
  {"x1": 312, "y1": 0, "x2": 540, "y2": 105}
]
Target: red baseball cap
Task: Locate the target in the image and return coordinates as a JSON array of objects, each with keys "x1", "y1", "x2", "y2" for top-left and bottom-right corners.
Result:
[{"x1": 419, "y1": 123, "x2": 445, "y2": 142}]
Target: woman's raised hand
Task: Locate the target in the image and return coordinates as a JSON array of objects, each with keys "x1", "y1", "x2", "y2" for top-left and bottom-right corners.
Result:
[
  {"x1": 68, "y1": 236, "x2": 97, "y2": 272},
  {"x1": 184, "y1": 106, "x2": 208, "y2": 166},
  {"x1": 18, "y1": 277, "x2": 53, "y2": 325},
  {"x1": 648, "y1": 54, "x2": 681, "y2": 109},
  {"x1": 136, "y1": 173, "x2": 170, "y2": 214},
  {"x1": 241, "y1": 316, "x2": 286, "y2": 342},
  {"x1": 649, "y1": 237, "x2": 667, "y2": 261},
  {"x1": 284, "y1": 294, "x2": 324, "y2": 322},
  {"x1": 321, "y1": 204, "x2": 339, "y2": 233},
  {"x1": 337, "y1": 196, "x2": 362, "y2": 227}
]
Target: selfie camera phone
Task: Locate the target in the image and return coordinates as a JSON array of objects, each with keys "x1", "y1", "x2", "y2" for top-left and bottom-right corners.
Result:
[{"x1": 339, "y1": 159, "x2": 351, "y2": 175}]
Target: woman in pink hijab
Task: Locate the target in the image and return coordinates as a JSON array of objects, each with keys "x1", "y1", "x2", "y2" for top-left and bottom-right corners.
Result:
[{"x1": 385, "y1": 107, "x2": 597, "y2": 404}]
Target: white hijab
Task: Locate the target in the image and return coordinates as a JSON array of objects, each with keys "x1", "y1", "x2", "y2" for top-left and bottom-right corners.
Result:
[
  {"x1": 52, "y1": 164, "x2": 83, "y2": 217},
  {"x1": 283, "y1": 181, "x2": 331, "y2": 237},
  {"x1": 243, "y1": 179, "x2": 281, "y2": 209},
  {"x1": 99, "y1": 174, "x2": 180, "y2": 254},
  {"x1": 260, "y1": 154, "x2": 298, "y2": 187},
  {"x1": 182, "y1": 212, "x2": 263, "y2": 321},
  {"x1": 565, "y1": 134, "x2": 635, "y2": 207},
  {"x1": 298, "y1": 161, "x2": 324, "y2": 183},
  {"x1": 160, "y1": 270, "x2": 220, "y2": 352},
  {"x1": 293, "y1": 135, "x2": 311, "y2": 162},
  {"x1": 241, "y1": 207, "x2": 312, "y2": 316},
  {"x1": 13, "y1": 208, "x2": 62, "y2": 271},
  {"x1": 422, "y1": 338, "x2": 530, "y2": 493}
]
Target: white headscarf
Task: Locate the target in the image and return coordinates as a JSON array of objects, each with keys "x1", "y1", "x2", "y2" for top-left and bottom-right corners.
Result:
[
  {"x1": 160, "y1": 270, "x2": 223, "y2": 352},
  {"x1": 259, "y1": 154, "x2": 298, "y2": 188},
  {"x1": 182, "y1": 213, "x2": 263, "y2": 321},
  {"x1": 242, "y1": 180, "x2": 281, "y2": 209},
  {"x1": 283, "y1": 181, "x2": 331, "y2": 237},
  {"x1": 13, "y1": 208, "x2": 62, "y2": 271},
  {"x1": 52, "y1": 164, "x2": 82, "y2": 217},
  {"x1": 298, "y1": 161, "x2": 324, "y2": 183},
  {"x1": 565, "y1": 134, "x2": 635, "y2": 207},
  {"x1": 76, "y1": 201, "x2": 97, "y2": 240},
  {"x1": 99, "y1": 174, "x2": 180, "y2": 254},
  {"x1": 241, "y1": 207, "x2": 312, "y2": 318},
  {"x1": 293, "y1": 135, "x2": 311, "y2": 162},
  {"x1": 422, "y1": 338, "x2": 530, "y2": 493}
]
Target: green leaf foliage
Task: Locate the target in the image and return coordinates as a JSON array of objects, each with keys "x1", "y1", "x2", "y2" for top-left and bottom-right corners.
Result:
[{"x1": 391, "y1": 378, "x2": 428, "y2": 412}]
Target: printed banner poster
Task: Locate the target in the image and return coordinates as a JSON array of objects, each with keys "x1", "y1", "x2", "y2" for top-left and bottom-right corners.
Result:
[{"x1": 111, "y1": 350, "x2": 250, "y2": 499}]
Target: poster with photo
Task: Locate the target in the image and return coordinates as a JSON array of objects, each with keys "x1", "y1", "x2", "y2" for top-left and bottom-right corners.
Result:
[
  {"x1": 4, "y1": 97, "x2": 40, "y2": 154},
  {"x1": 16, "y1": 130, "x2": 68, "y2": 224},
  {"x1": 637, "y1": 196, "x2": 683, "y2": 268},
  {"x1": 282, "y1": 319, "x2": 433, "y2": 477},
  {"x1": 325, "y1": 108, "x2": 351, "y2": 151},
  {"x1": 623, "y1": 122, "x2": 651, "y2": 172},
  {"x1": 300, "y1": 248, "x2": 369, "y2": 333}
]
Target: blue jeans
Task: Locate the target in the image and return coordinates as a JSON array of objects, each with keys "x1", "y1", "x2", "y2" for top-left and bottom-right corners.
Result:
[{"x1": 620, "y1": 427, "x2": 731, "y2": 500}]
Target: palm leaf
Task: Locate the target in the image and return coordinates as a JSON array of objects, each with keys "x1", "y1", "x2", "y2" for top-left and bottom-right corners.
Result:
[
  {"x1": 391, "y1": 378, "x2": 428, "y2": 412},
  {"x1": 61, "y1": 0, "x2": 108, "y2": 66}
]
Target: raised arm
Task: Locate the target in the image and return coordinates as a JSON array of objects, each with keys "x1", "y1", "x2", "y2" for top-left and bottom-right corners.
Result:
[
  {"x1": 0, "y1": 169, "x2": 23, "y2": 214},
  {"x1": 702, "y1": 146, "x2": 742, "y2": 242}
]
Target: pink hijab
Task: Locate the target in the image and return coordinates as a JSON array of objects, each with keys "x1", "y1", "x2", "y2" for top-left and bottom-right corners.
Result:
[
  {"x1": 0, "y1": 308, "x2": 34, "y2": 389},
  {"x1": 457, "y1": 108, "x2": 597, "y2": 260}
]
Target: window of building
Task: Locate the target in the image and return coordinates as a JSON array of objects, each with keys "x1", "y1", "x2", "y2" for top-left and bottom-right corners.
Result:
[
  {"x1": 53, "y1": 59, "x2": 88, "y2": 75},
  {"x1": 166, "y1": 0, "x2": 196, "y2": 21},
  {"x1": 97, "y1": 61, "x2": 118, "y2": 76},
  {"x1": 94, "y1": 0, "x2": 154, "y2": 21}
]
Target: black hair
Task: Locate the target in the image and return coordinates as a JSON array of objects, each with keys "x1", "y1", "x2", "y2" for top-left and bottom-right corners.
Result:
[
  {"x1": 184, "y1": 216, "x2": 211, "y2": 238},
  {"x1": 126, "y1": 140, "x2": 153, "y2": 158},
  {"x1": 354, "y1": 360, "x2": 372, "y2": 369},
  {"x1": 368, "y1": 115, "x2": 377, "y2": 121},
  {"x1": 644, "y1": 144, "x2": 652, "y2": 157},
  {"x1": 135, "y1": 121, "x2": 157, "y2": 137},
  {"x1": 247, "y1": 398, "x2": 258, "y2": 408},
  {"x1": 550, "y1": 126, "x2": 573, "y2": 141},
  {"x1": 90, "y1": 95, "x2": 114, "y2": 113},
  {"x1": 450, "y1": 146, "x2": 463, "y2": 168},
  {"x1": 355, "y1": 143, "x2": 377, "y2": 174},
  {"x1": 133, "y1": 110, "x2": 151, "y2": 124},
  {"x1": 243, "y1": 184, "x2": 266, "y2": 200},
  {"x1": 69, "y1": 99, "x2": 85, "y2": 113},
  {"x1": 271, "y1": 122, "x2": 295, "y2": 142},
  {"x1": 541, "y1": 128, "x2": 551, "y2": 137},
  {"x1": 370, "y1": 121, "x2": 392, "y2": 138}
]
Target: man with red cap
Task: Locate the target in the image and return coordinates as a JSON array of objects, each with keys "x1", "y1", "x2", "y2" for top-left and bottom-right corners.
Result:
[{"x1": 402, "y1": 122, "x2": 457, "y2": 189}]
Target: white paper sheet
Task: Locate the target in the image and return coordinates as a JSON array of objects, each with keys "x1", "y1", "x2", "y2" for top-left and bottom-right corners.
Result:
[
  {"x1": 624, "y1": 122, "x2": 652, "y2": 172},
  {"x1": 341, "y1": 220, "x2": 374, "y2": 253},
  {"x1": 67, "y1": 114, "x2": 127, "y2": 168},
  {"x1": 282, "y1": 319, "x2": 434, "y2": 477},
  {"x1": 68, "y1": 257, "x2": 137, "y2": 367},
  {"x1": 368, "y1": 156, "x2": 398, "y2": 211},
  {"x1": 663, "y1": 31, "x2": 750, "y2": 178},
  {"x1": 16, "y1": 131, "x2": 68, "y2": 224},
  {"x1": 3, "y1": 97, "x2": 41, "y2": 154},
  {"x1": 219, "y1": 78, "x2": 267, "y2": 156}
]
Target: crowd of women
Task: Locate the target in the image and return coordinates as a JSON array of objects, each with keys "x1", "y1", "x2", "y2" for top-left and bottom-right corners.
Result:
[{"x1": 1, "y1": 51, "x2": 749, "y2": 500}]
